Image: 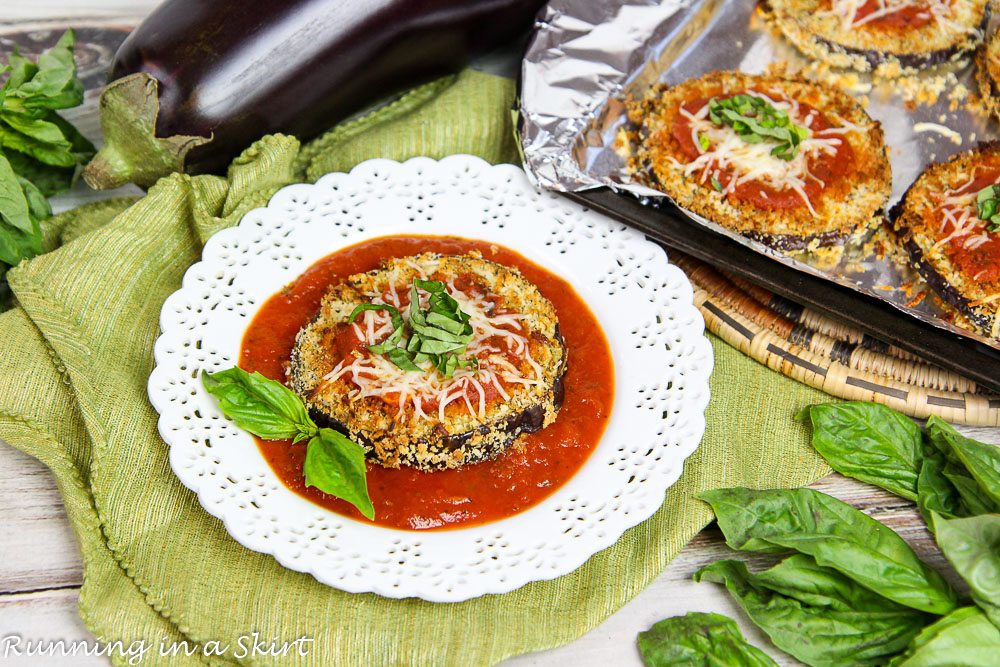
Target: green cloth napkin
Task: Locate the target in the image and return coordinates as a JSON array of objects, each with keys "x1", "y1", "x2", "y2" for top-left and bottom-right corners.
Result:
[{"x1": 0, "y1": 68, "x2": 831, "y2": 666}]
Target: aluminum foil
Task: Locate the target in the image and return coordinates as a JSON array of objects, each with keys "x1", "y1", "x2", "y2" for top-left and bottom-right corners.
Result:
[{"x1": 519, "y1": 0, "x2": 1000, "y2": 351}]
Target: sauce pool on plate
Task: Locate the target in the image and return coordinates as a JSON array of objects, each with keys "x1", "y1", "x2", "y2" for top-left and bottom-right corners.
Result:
[{"x1": 239, "y1": 235, "x2": 615, "y2": 530}]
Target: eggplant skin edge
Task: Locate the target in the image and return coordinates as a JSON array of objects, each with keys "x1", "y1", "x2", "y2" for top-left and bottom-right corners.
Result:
[
  {"x1": 760, "y1": 0, "x2": 991, "y2": 74},
  {"x1": 83, "y1": 0, "x2": 546, "y2": 189},
  {"x1": 888, "y1": 142, "x2": 1000, "y2": 338}
]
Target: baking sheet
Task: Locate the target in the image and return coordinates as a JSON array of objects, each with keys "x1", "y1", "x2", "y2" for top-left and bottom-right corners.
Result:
[{"x1": 519, "y1": 0, "x2": 1000, "y2": 352}]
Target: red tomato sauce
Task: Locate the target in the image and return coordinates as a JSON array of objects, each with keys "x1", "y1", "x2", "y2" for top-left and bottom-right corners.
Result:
[
  {"x1": 239, "y1": 235, "x2": 614, "y2": 530},
  {"x1": 672, "y1": 93, "x2": 854, "y2": 210},
  {"x1": 932, "y1": 166, "x2": 1000, "y2": 284},
  {"x1": 850, "y1": 0, "x2": 937, "y2": 30}
]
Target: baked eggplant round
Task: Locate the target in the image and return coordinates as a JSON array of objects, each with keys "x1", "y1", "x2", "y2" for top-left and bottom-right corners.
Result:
[
  {"x1": 976, "y1": 26, "x2": 1000, "y2": 121},
  {"x1": 287, "y1": 252, "x2": 567, "y2": 470},
  {"x1": 626, "y1": 70, "x2": 891, "y2": 254},
  {"x1": 892, "y1": 143, "x2": 1000, "y2": 337},
  {"x1": 761, "y1": 0, "x2": 990, "y2": 74}
]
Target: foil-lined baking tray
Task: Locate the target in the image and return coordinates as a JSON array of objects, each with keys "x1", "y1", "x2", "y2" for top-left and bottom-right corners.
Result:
[{"x1": 519, "y1": 0, "x2": 1000, "y2": 390}]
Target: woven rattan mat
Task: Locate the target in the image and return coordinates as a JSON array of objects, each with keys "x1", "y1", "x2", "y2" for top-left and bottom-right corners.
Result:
[{"x1": 674, "y1": 252, "x2": 1000, "y2": 427}]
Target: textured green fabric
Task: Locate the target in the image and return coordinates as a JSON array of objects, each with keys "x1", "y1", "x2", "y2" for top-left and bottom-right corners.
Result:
[{"x1": 0, "y1": 68, "x2": 831, "y2": 666}]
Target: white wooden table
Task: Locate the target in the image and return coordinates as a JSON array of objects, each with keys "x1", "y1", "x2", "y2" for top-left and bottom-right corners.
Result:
[{"x1": 0, "y1": 3, "x2": 998, "y2": 665}]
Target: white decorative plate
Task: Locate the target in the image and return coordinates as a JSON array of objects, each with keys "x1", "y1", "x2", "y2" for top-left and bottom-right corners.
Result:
[{"x1": 149, "y1": 155, "x2": 713, "y2": 602}]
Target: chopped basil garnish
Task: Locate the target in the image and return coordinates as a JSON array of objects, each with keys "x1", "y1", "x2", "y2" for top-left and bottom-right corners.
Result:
[
  {"x1": 711, "y1": 176, "x2": 723, "y2": 192},
  {"x1": 698, "y1": 133, "x2": 711, "y2": 152},
  {"x1": 349, "y1": 278, "x2": 477, "y2": 378},
  {"x1": 708, "y1": 94, "x2": 810, "y2": 161},
  {"x1": 975, "y1": 184, "x2": 1000, "y2": 232}
]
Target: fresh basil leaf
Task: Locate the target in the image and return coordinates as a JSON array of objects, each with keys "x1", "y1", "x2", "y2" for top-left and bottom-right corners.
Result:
[
  {"x1": 917, "y1": 448, "x2": 964, "y2": 522},
  {"x1": 16, "y1": 175, "x2": 50, "y2": 222},
  {"x1": 799, "y1": 402, "x2": 923, "y2": 501},
  {"x1": 12, "y1": 31, "x2": 84, "y2": 111},
  {"x1": 304, "y1": 428, "x2": 374, "y2": 520},
  {"x1": 931, "y1": 513, "x2": 1000, "y2": 630},
  {"x1": 0, "y1": 151, "x2": 32, "y2": 235},
  {"x1": 201, "y1": 368, "x2": 316, "y2": 441},
  {"x1": 888, "y1": 607, "x2": 1000, "y2": 666},
  {"x1": 925, "y1": 416, "x2": 1000, "y2": 508},
  {"x1": 695, "y1": 558, "x2": 928, "y2": 667},
  {"x1": 0, "y1": 113, "x2": 77, "y2": 167},
  {"x1": 3, "y1": 49, "x2": 37, "y2": 91},
  {"x1": 385, "y1": 347, "x2": 421, "y2": 371},
  {"x1": 4, "y1": 150, "x2": 73, "y2": 197},
  {"x1": 636, "y1": 611, "x2": 777, "y2": 667},
  {"x1": 698, "y1": 487, "x2": 958, "y2": 614},
  {"x1": 942, "y1": 460, "x2": 1000, "y2": 516}
]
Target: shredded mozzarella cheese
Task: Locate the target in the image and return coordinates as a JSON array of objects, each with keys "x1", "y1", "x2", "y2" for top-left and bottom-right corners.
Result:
[
  {"x1": 321, "y1": 279, "x2": 541, "y2": 424},
  {"x1": 679, "y1": 91, "x2": 860, "y2": 216}
]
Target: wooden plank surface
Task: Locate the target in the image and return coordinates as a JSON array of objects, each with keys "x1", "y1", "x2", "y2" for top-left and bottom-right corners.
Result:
[{"x1": 0, "y1": 5, "x2": 998, "y2": 666}]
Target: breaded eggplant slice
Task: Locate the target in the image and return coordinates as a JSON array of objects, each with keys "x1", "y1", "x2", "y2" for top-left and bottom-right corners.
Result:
[
  {"x1": 626, "y1": 71, "x2": 891, "y2": 253},
  {"x1": 976, "y1": 27, "x2": 1000, "y2": 121},
  {"x1": 892, "y1": 144, "x2": 1000, "y2": 337},
  {"x1": 288, "y1": 252, "x2": 567, "y2": 471},
  {"x1": 761, "y1": 0, "x2": 990, "y2": 75}
]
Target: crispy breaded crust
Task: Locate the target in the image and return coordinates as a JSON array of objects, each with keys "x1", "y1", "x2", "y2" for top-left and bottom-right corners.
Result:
[
  {"x1": 892, "y1": 143, "x2": 1000, "y2": 336},
  {"x1": 626, "y1": 70, "x2": 891, "y2": 252},
  {"x1": 761, "y1": 0, "x2": 990, "y2": 74},
  {"x1": 976, "y1": 27, "x2": 1000, "y2": 121},
  {"x1": 288, "y1": 252, "x2": 567, "y2": 470}
]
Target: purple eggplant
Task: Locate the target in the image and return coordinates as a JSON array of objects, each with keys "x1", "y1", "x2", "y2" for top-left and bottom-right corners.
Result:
[{"x1": 83, "y1": 0, "x2": 544, "y2": 189}]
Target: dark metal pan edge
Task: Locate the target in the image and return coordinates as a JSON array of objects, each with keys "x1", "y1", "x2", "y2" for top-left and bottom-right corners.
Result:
[{"x1": 563, "y1": 188, "x2": 1000, "y2": 395}]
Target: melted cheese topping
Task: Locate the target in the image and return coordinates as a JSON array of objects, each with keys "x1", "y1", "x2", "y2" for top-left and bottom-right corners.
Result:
[
  {"x1": 675, "y1": 91, "x2": 863, "y2": 216},
  {"x1": 321, "y1": 278, "x2": 542, "y2": 424},
  {"x1": 824, "y1": 0, "x2": 960, "y2": 30},
  {"x1": 933, "y1": 173, "x2": 993, "y2": 252}
]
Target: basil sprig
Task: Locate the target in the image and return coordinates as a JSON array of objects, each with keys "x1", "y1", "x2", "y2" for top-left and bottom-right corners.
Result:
[
  {"x1": 694, "y1": 557, "x2": 929, "y2": 666},
  {"x1": 698, "y1": 487, "x2": 958, "y2": 615},
  {"x1": 202, "y1": 367, "x2": 374, "y2": 519},
  {"x1": 349, "y1": 278, "x2": 477, "y2": 378},
  {"x1": 708, "y1": 94, "x2": 810, "y2": 161},
  {"x1": 976, "y1": 185, "x2": 1000, "y2": 232},
  {"x1": 0, "y1": 30, "x2": 94, "y2": 270},
  {"x1": 799, "y1": 403, "x2": 1000, "y2": 522}
]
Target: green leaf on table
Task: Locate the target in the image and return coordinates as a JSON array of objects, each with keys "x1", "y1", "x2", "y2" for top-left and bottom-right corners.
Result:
[
  {"x1": 695, "y1": 557, "x2": 929, "y2": 667},
  {"x1": 0, "y1": 151, "x2": 32, "y2": 234},
  {"x1": 8, "y1": 30, "x2": 85, "y2": 112},
  {"x1": 201, "y1": 368, "x2": 317, "y2": 442},
  {"x1": 3, "y1": 149, "x2": 74, "y2": 197},
  {"x1": 888, "y1": 607, "x2": 1000, "y2": 666},
  {"x1": 925, "y1": 416, "x2": 1000, "y2": 508},
  {"x1": 698, "y1": 487, "x2": 958, "y2": 614},
  {"x1": 0, "y1": 29, "x2": 93, "y2": 211},
  {"x1": 636, "y1": 611, "x2": 777, "y2": 667},
  {"x1": 304, "y1": 428, "x2": 374, "y2": 520},
  {"x1": 799, "y1": 402, "x2": 923, "y2": 500},
  {"x1": 932, "y1": 513, "x2": 1000, "y2": 630},
  {"x1": 917, "y1": 448, "x2": 965, "y2": 521}
]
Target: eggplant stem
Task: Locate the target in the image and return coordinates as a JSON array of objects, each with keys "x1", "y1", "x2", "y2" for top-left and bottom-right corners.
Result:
[{"x1": 82, "y1": 73, "x2": 212, "y2": 190}]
